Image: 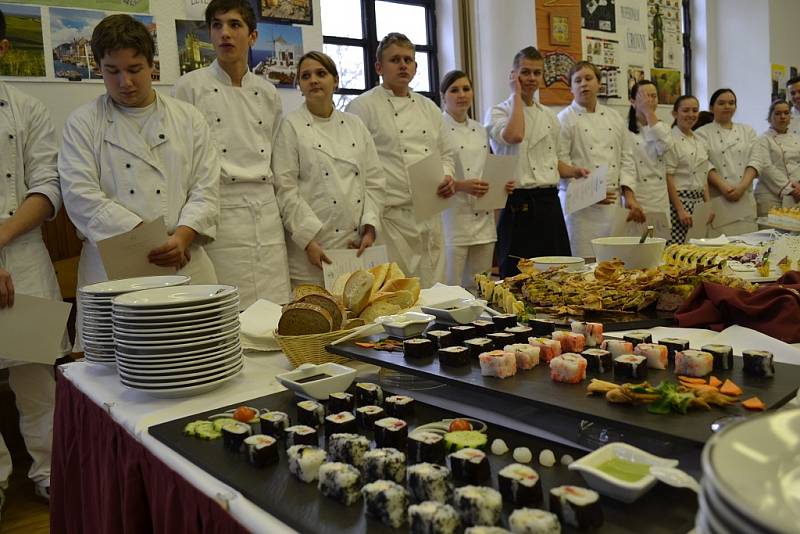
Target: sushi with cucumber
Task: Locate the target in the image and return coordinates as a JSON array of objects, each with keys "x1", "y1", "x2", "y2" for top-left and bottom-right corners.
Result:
[
  {"x1": 426, "y1": 330, "x2": 454, "y2": 349},
  {"x1": 550, "y1": 353, "x2": 587, "y2": 384},
  {"x1": 453, "y1": 485, "x2": 503, "y2": 527},
  {"x1": 287, "y1": 445, "x2": 327, "y2": 483},
  {"x1": 449, "y1": 325, "x2": 477, "y2": 344},
  {"x1": 505, "y1": 344, "x2": 540, "y2": 370},
  {"x1": 444, "y1": 430, "x2": 488, "y2": 453},
  {"x1": 318, "y1": 462, "x2": 362, "y2": 506},
  {"x1": 183, "y1": 420, "x2": 221, "y2": 440},
  {"x1": 601, "y1": 339, "x2": 634, "y2": 358},
  {"x1": 407, "y1": 463, "x2": 453, "y2": 503},
  {"x1": 742, "y1": 350, "x2": 775, "y2": 377},
  {"x1": 355, "y1": 382, "x2": 383, "y2": 406},
  {"x1": 508, "y1": 508, "x2": 561, "y2": 534},
  {"x1": 259, "y1": 411, "x2": 289, "y2": 437},
  {"x1": 385, "y1": 395, "x2": 416, "y2": 418},
  {"x1": 623, "y1": 331, "x2": 652, "y2": 346},
  {"x1": 408, "y1": 500, "x2": 461, "y2": 534},
  {"x1": 362, "y1": 480, "x2": 409, "y2": 528},
  {"x1": 284, "y1": 425, "x2": 318, "y2": 448},
  {"x1": 549, "y1": 485, "x2": 604, "y2": 529},
  {"x1": 571, "y1": 321, "x2": 603, "y2": 347},
  {"x1": 356, "y1": 405, "x2": 385, "y2": 430},
  {"x1": 439, "y1": 346, "x2": 471, "y2": 366},
  {"x1": 479, "y1": 350, "x2": 517, "y2": 379},
  {"x1": 408, "y1": 431, "x2": 446, "y2": 465},
  {"x1": 581, "y1": 348, "x2": 612, "y2": 373},
  {"x1": 702, "y1": 344, "x2": 734, "y2": 371},
  {"x1": 448, "y1": 448, "x2": 490, "y2": 484},
  {"x1": 221, "y1": 421, "x2": 251, "y2": 451},
  {"x1": 374, "y1": 417, "x2": 409, "y2": 450},
  {"x1": 324, "y1": 411, "x2": 357, "y2": 438},
  {"x1": 327, "y1": 391, "x2": 354, "y2": 414},
  {"x1": 243, "y1": 434, "x2": 278, "y2": 468},
  {"x1": 492, "y1": 313, "x2": 518, "y2": 329},
  {"x1": 658, "y1": 337, "x2": 690, "y2": 361},
  {"x1": 505, "y1": 325, "x2": 534, "y2": 344},
  {"x1": 634, "y1": 343, "x2": 669, "y2": 370},
  {"x1": 405, "y1": 338, "x2": 436, "y2": 359},
  {"x1": 551, "y1": 330, "x2": 585, "y2": 353},
  {"x1": 327, "y1": 433, "x2": 370, "y2": 468},
  {"x1": 613, "y1": 354, "x2": 648, "y2": 380},
  {"x1": 498, "y1": 463, "x2": 542, "y2": 507},
  {"x1": 296, "y1": 400, "x2": 324, "y2": 428},
  {"x1": 674, "y1": 350, "x2": 713, "y2": 377},
  {"x1": 362, "y1": 447, "x2": 407, "y2": 484},
  {"x1": 464, "y1": 337, "x2": 494, "y2": 359}
]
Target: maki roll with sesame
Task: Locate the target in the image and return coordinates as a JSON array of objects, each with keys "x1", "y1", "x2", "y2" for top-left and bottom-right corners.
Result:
[
  {"x1": 405, "y1": 337, "x2": 436, "y2": 359},
  {"x1": 453, "y1": 485, "x2": 502, "y2": 527},
  {"x1": 426, "y1": 330, "x2": 454, "y2": 349},
  {"x1": 448, "y1": 448, "x2": 490, "y2": 484},
  {"x1": 408, "y1": 431, "x2": 446, "y2": 465},
  {"x1": 324, "y1": 411, "x2": 357, "y2": 438},
  {"x1": 509, "y1": 508, "x2": 561, "y2": 534},
  {"x1": 318, "y1": 462, "x2": 362, "y2": 506},
  {"x1": 355, "y1": 382, "x2": 383, "y2": 406},
  {"x1": 221, "y1": 421, "x2": 251, "y2": 451},
  {"x1": 498, "y1": 463, "x2": 542, "y2": 507},
  {"x1": 623, "y1": 331, "x2": 652, "y2": 346},
  {"x1": 613, "y1": 354, "x2": 648, "y2": 380},
  {"x1": 742, "y1": 350, "x2": 775, "y2": 377},
  {"x1": 658, "y1": 337, "x2": 690, "y2": 361},
  {"x1": 470, "y1": 319, "x2": 496, "y2": 336},
  {"x1": 362, "y1": 480, "x2": 409, "y2": 528},
  {"x1": 443, "y1": 431, "x2": 488, "y2": 453},
  {"x1": 702, "y1": 344, "x2": 734, "y2": 371},
  {"x1": 284, "y1": 425, "x2": 318, "y2": 448},
  {"x1": 374, "y1": 417, "x2": 409, "y2": 450},
  {"x1": 356, "y1": 405, "x2": 385, "y2": 430},
  {"x1": 492, "y1": 313, "x2": 518, "y2": 329},
  {"x1": 582, "y1": 348, "x2": 612, "y2": 373},
  {"x1": 296, "y1": 400, "x2": 324, "y2": 428},
  {"x1": 408, "y1": 462, "x2": 453, "y2": 503},
  {"x1": 243, "y1": 434, "x2": 278, "y2": 468},
  {"x1": 362, "y1": 447, "x2": 407, "y2": 484},
  {"x1": 287, "y1": 445, "x2": 327, "y2": 483},
  {"x1": 327, "y1": 433, "x2": 370, "y2": 468},
  {"x1": 439, "y1": 346, "x2": 471, "y2": 367},
  {"x1": 259, "y1": 410, "x2": 289, "y2": 437},
  {"x1": 327, "y1": 392, "x2": 354, "y2": 414},
  {"x1": 464, "y1": 337, "x2": 493, "y2": 359},
  {"x1": 549, "y1": 485, "x2": 604, "y2": 529},
  {"x1": 385, "y1": 394, "x2": 416, "y2": 418},
  {"x1": 408, "y1": 501, "x2": 461, "y2": 534},
  {"x1": 449, "y1": 325, "x2": 477, "y2": 344},
  {"x1": 487, "y1": 331, "x2": 516, "y2": 349},
  {"x1": 505, "y1": 325, "x2": 533, "y2": 344}
]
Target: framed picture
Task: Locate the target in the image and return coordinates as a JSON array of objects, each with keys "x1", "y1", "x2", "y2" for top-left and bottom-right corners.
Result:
[
  {"x1": 550, "y1": 14, "x2": 570, "y2": 46},
  {"x1": 251, "y1": 0, "x2": 313, "y2": 26}
]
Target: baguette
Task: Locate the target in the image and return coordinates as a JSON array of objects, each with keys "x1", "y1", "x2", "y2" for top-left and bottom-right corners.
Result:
[
  {"x1": 298, "y1": 293, "x2": 345, "y2": 330},
  {"x1": 277, "y1": 302, "x2": 333, "y2": 335},
  {"x1": 343, "y1": 270, "x2": 374, "y2": 315}
]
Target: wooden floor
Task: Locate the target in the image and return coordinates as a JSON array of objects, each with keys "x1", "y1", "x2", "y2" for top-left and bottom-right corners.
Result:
[{"x1": 0, "y1": 458, "x2": 50, "y2": 534}]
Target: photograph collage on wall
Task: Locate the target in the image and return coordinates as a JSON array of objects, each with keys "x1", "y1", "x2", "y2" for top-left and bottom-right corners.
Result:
[
  {"x1": 0, "y1": 3, "x2": 45, "y2": 77},
  {"x1": 6, "y1": 0, "x2": 149, "y2": 14},
  {"x1": 581, "y1": 0, "x2": 615, "y2": 32},
  {"x1": 250, "y1": 0, "x2": 312, "y2": 26},
  {"x1": 583, "y1": 35, "x2": 620, "y2": 98}
]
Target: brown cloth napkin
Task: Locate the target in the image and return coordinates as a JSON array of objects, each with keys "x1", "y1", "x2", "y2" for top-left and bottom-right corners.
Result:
[{"x1": 675, "y1": 271, "x2": 800, "y2": 343}]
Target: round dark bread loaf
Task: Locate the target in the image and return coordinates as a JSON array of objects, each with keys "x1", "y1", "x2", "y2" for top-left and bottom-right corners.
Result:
[{"x1": 277, "y1": 302, "x2": 333, "y2": 335}]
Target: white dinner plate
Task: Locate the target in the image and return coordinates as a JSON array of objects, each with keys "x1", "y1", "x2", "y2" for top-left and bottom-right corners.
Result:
[
  {"x1": 120, "y1": 361, "x2": 243, "y2": 388},
  {"x1": 114, "y1": 332, "x2": 239, "y2": 355},
  {"x1": 112, "y1": 317, "x2": 239, "y2": 340},
  {"x1": 109, "y1": 301, "x2": 239, "y2": 321},
  {"x1": 79, "y1": 275, "x2": 191, "y2": 296},
  {"x1": 113, "y1": 324, "x2": 239, "y2": 346},
  {"x1": 112, "y1": 296, "x2": 239, "y2": 317},
  {"x1": 82, "y1": 332, "x2": 114, "y2": 342},
  {"x1": 116, "y1": 337, "x2": 240, "y2": 360},
  {"x1": 81, "y1": 311, "x2": 112, "y2": 321},
  {"x1": 120, "y1": 368, "x2": 240, "y2": 398},
  {"x1": 112, "y1": 311, "x2": 239, "y2": 331},
  {"x1": 117, "y1": 352, "x2": 242, "y2": 378},
  {"x1": 116, "y1": 344, "x2": 242, "y2": 368},
  {"x1": 112, "y1": 284, "x2": 237, "y2": 308}
]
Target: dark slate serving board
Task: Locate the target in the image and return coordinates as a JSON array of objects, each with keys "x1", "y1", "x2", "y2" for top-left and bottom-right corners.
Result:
[
  {"x1": 149, "y1": 389, "x2": 698, "y2": 534},
  {"x1": 525, "y1": 309, "x2": 676, "y2": 334},
  {"x1": 327, "y1": 341, "x2": 800, "y2": 445}
]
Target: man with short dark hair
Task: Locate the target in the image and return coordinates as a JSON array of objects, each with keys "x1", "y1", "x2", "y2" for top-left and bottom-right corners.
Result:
[{"x1": 786, "y1": 76, "x2": 800, "y2": 136}]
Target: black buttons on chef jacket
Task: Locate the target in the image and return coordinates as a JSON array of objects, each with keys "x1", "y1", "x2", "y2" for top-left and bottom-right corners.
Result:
[
  {"x1": 333, "y1": 200, "x2": 336, "y2": 204},
  {"x1": 214, "y1": 88, "x2": 219, "y2": 92},
  {"x1": 0, "y1": 102, "x2": 4, "y2": 106},
  {"x1": 340, "y1": 120, "x2": 345, "y2": 125},
  {"x1": 400, "y1": 130, "x2": 404, "y2": 133},
  {"x1": 258, "y1": 120, "x2": 263, "y2": 125},
  {"x1": 222, "y1": 149, "x2": 227, "y2": 153},
  {"x1": 126, "y1": 163, "x2": 131, "y2": 168},
  {"x1": 7, "y1": 211, "x2": 13, "y2": 216},
  {"x1": 159, "y1": 134, "x2": 165, "y2": 139},
  {"x1": 216, "y1": 118, "x2": 221, "y2": 122},
  {"x1": 355, "y1": 171, "x2": 359, "y2": 176},
  {"x1": 8, "y1": 134, "x2": 13, "y2": 139},
  {"x1": 130, "y1": 189, "x2": 135, "y2": 194},
  {"x1": 352, "y1": 143, "x2": 356, "y2": 147},
  {"x1": 254, "y1": 91, "x2": 259, "y2": 96},
  {"x1": 6, "y1": 173, "x2": 11, "y2": 178},
  {"x1": 156, "y1": 189, "x2": 161, "y2": 194},
  {"x1": 260, "y1": 149, "x2": 265, "y2": 153},
  {"x1": 357, "y1": 199, "x2": 361, "y2": 203}
]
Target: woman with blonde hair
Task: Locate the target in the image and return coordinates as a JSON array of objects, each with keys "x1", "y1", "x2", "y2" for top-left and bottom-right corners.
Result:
[{"x1": 752, "y1": 99, "x2": 800, "y2": 215}]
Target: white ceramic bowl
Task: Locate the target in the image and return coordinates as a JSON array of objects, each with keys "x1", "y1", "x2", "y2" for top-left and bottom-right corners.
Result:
[
  {"x1": 276, "y1": 363, "x2": 357, "y2": 401},
  {"x1": 376, "y1": 312, "x2": 436, "y2": 338},
  {"x1": 531, "y1": 256, "x2": 586, "y2": 272},
  {"x1": 568, "y1": 442, "x2": 679, "y2": 503},
  {"x1": 591, "y1": 237, "x2": 667, "y2": 270},
  {"x1": 421, "y1": 298, "x2": 487, "y2": 324}
]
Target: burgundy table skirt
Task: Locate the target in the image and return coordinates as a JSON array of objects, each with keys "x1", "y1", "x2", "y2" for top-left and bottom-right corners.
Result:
[{"x1": 51, "y1": 371, "x2": 250, "y2": 534}]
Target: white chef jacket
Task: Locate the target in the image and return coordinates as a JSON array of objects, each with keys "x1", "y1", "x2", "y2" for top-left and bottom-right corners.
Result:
[
  {"x1": 172, "y1": 60, "x2": 291, "y2": 306},
  {"x1": 666, "y1": 126, "x2": 714, "y2": 191},
  {"x1": 272, "y1": 104, "x2": 385, "y2": 286},
  {"x1": 485, "y1": 96, "x2": 561, "y2": 188},
  {"x1": 557, "y1": 101, "x2": 637, "y2": 257},
  {"x1": 346, "y1": 86, "x2": 455, "y2": 287},
  {"x1": 629, "y1": 121, "x2": 673, "y2": 216},
  {"x1": 442, "y1": 112, "x2": 494, "y2": 247},
  {"x1": 0, "y1": 81, "x2": 69, "y2": 365},
  {"x1": 790, "y1": 107, "x2": 800, "y2": 137},
  {"x1": 752, "y1": 128, "x2": 800, "y2": 203}
]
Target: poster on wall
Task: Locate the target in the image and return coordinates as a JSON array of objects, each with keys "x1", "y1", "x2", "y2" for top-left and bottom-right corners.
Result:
[
  {"x1": 0, "y1": 4, "x2": 45, "y2": 77},
  {"x1": 249, "y1": 22, "x2": 302, "y2": 87},
  {"x1": 536, "y1": 0, "x2": 581, "y2": 105},
  {"x1": 651, "y1": 67, "x2": 680, "y2": 104},
  {"x1": 581, "y1": 0, "x2": 615, "y2": 32},
  {"x1": 647, "y1": 0, "x2": 681, "y2": 70},
  {"x1": 583, "y1": 35, "x2": 619, "y2": 98},
  {"x1": 175, "y1": 19, "x2": 214, "y2": 75},
  {"x1": 599, "y1": 66, "x2": 620, "y2": 98},
  {"x1": 627, "y1": 64, "x2": 645, "y2": 92},
  {"x1": 250, "y1": 0, "x2": 312, "y2": 26},
  {"x1": 184, "y1": 0, "x2": 210, "y2": 19},
  {"x1": 5, "y1": 0, "x2": 149, "y2": 14},
  {"x1": 772, "y1": 64, "x2": 787, "y2": 101}
]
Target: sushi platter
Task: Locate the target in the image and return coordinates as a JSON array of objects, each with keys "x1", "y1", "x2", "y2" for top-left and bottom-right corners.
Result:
[{"x1": 149, "y1": 388, "x2": 698, "y2": 533}]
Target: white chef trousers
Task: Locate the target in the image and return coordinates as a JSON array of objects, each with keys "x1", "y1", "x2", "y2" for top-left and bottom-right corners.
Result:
[
  {"x1": 379, "y1": 206, "x2": 446, "y2": 289},
  {"x1": 446, "y1": 243, "x2": 494, "y2": 289}
]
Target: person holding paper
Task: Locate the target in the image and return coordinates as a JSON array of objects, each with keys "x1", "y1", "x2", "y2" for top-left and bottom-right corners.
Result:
[
  {"x1": 752, "y1": 100, "x2": 800, "y2": 216},
  {"x1": 0, "y1": 7, "x2": 67, "y2": 505},
  {"x1": 172, "y1": 0, "x2": 291, "y2": 307},
  {"x1": 666, "y1": 95, "x2": 716, "y2": 245},
  {"x1": 787, "y1": 76, "x2": 800, "y2": 136},
  {"x1": 486, "y1": 47, "x2": 586, "y2": 276},
  {"x1": 346, "y1": 32, "x2": 456, "y2": 288},
  {"x1": 558, "y1": 61, "x2": 642, "y2": 258},
  {"x1": 272, "y1": 51, "x2": 385, "y2": 287},
  {"x1": 695, "y1": 88, "x2": 760, "y2": 236}
]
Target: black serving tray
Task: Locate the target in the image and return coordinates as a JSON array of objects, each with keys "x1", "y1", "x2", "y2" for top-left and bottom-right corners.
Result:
[
  {"x1": 525, "y1": 309, "x2": 676, "y2": 335},
  {"x1": 149, "y1": 389, "x2": 698, "y2": 534},
  {"x1": 327, "y1": 340, "x2": 800, "y2": 446}
]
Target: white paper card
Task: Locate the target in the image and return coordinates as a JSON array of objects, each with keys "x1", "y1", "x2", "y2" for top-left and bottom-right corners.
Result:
[
  {"x1": 97, "y1": 217, "x2": 173, "y2": 280},
  {"x1": 610, "y1": 207, "x2": 670, "y2": 239},
  {"x1": 473, "y1": 154, "x2": 517, "y2": 211},
  {"x1": 0, "y1": 294, "x2": 71, "y2": 364},
  {"x1": 684, "y1": 201, "x2": 713, "y2": 241},
  {"x1": 321, "y1": 245, "x2": 389, "y2": 292},
  {"x1": 564, "y1": 165, "x2": 608, "y2": 215},
  {"x1": 408, "y1": 152, "x2": 453, "y2": 222},
  {"x1": 709, "y1": 195, "x2": 753, "y2": 228}
]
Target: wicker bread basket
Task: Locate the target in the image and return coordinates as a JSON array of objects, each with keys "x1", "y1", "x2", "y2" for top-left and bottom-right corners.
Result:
[{"x1": 274, "y1": 327, "x2": 358, "y2": 368}]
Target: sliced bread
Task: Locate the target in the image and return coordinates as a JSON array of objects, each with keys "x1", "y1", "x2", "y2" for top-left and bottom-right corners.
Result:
[
  {"x1": 342, "y1": 317, "x2": 366, "y2": 329},
  {"x1": 343, "y1": 270, "x2": 374, "y2": 315},
  {"x1": 331, "y1": 272, "x2": 351, "y2": 297},
  {"x1": 298, "y1": 293, "x2": 345, "y2": 330},
  {"x1": 368, "y1": 263, "x2": 389, "y2": 297},
  {"x1": 384, "y1": 262, "x2": 406, "y2": 285},
  {"x1": 359, "y1": 301, "x2": 402, "y2": 323},
  {"x1": 277, "y1": 302, "x2": 333, "y2": 336},
  {"x1": 379, "y1": 277, "x2": 420, "y2": 304},
  {"x1": 294, "y1": 284, "x2": 330, "y2": 300},
  {"x1": 369, "y1": 289, "x2": 414, "y2": 310}
]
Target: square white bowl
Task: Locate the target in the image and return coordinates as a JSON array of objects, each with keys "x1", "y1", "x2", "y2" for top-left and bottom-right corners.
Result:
[
  {"x1": 421, "y1": 298, "x2": 487, "y2": 324},
  {"x1": 376, "y1": 312, "x2": 436, "y2": 338},
  {"x1": 568, "y1": 442, "x2": 678, "y2": 503},
  {"x1": 276, "y1": 363, "x2": 357, "y2": 401}
]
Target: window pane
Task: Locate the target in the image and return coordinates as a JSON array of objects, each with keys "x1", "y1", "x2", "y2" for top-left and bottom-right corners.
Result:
[
  {"x1": 409, "y1": 51, "x2": 430, "y2": 92},
  {"x1": 375, "y1": 1, "x2": 428, "y2": 45},
  {"x1": 323, "y1": 43, "x2": 366, "y2": 90},
  {"x1": 321, "y1": 0, "x2": 362, "y2": 39},
  {"x1": 334, "y1": 94, "x2": 357, "y2": 111}
]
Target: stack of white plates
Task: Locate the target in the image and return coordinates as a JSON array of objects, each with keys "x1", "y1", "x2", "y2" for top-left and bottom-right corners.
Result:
[
  {"x1": 78, "y1": 276, "x2": 191, "y2": 364},
  {"x1": 697, "y1": 409, "x2": 800, "y2": 533},
  {"x1": 111, "y1": 284, "x2": 242, "y2": 398}
]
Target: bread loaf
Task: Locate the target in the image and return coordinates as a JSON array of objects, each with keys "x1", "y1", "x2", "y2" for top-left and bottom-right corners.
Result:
[
  {"x1": 379, "y1": 277, "x2": 420, "y2": 304},
  {"x1": 368, "y1": 289, "x2": 414, "y2": 310},
  {"x1": 331, "y1": 272, "x2": 350, "y2": 297},
  {"x1": 277, "y1": 303, "x2": 333, "y2": 335},
  {"x1": 294, "y1": 284, "x2": 330, "y2": 300},
  {"x1": 343, "y1": 270, "x2": 374, "y2": 315},
  {"x1": 298, "y1": 293, "x2": 345, "y2": 330},
  {"x1": 384, "y1": 262, "x2": 405, "y2": 286},
  {"x1": 368, "y1": 263, "x2": 389, "y2": 297},
  {"x1": 359, "y1": 301, "x2": 402, "y2": 323}
]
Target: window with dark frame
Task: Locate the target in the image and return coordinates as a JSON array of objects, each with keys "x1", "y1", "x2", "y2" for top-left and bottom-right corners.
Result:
[{"x1": 321, "y1": 0, "x2": 440, "y2": 110}]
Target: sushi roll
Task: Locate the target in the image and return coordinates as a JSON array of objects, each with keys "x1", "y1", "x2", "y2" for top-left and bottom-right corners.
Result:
[
  {"x1": 287, "y1": 445, "x2": 327, "y2": 483},
  {"x1": 221, "y1": 421, "x2": 251, "y2": 451},
  {"x1": 470, "y1": 319, "x2": 496, "y2": 336},
  {"x1": 601, "y1": 339, "x2": 634, "y2": 358},
  {"x1": 324, "y1": 411, "x2": 357, "y2": 438},
  {"x1": 509, "y1": 508, "x2": 561, "y2": 534},
  {"x1": 498, "y1": 463, "x2": 542, "y2": 507},
  {"x1": 362, "y1": 447, "x2": 407, "y2": 484},
  {"x1": 464, "y1": 337, "x2": 494, "y2": 359},
  {"x1": 478, "y1": 350, "x2": 517, "y2": 379},
  {"x1": 453, "y1": 485, "x2": 503, "y2": 527},
  {"x1": 408, "y1": 501, "x2": 461, "y2": 534},
  {"x1": 408, "y1": 431, "x2": 446, "y2": 465},
  {"x1": 296, "y1": 400, "x2": 324, "y2": 428},
  {"x1": 327, "y1": 391, "x2": 354, "y2": 414},
  {"x1": 581, "y1": 348, "x2": 612, "y2": 374},
  {"x1": 571, "y1": 321, "x2": 604, "y2": 347},
  {"x1": 549, "y1": 485, "x2": 604, "y2": 529},
  {"x1": 243, "y1": 434, "x2": 278, "y2": 468},
  {"x1": 492, "y1": 313, "x2": 518, "y2": 329},
  {"x1": 505, "y1": 344, "x2": 540, "y2": 370},
  {"x1": 327, "y1": 433, "x2": 370, "y2": 468},
  {"x1": 426, "y1": 330, "x2": 454, "y2": 349},
  {"x1": 613, "y1": 354, "x2": 648, "y2": 380},
  {"x1": 374, "y1": 417, "x2": 409, "y2": 450},
  {"x1": 623, "y1": 330, "x2": 652, "y2": 346},
  {"x1": 505, "y1": 325, "x2": 534, "y2": 344},
  {"x1": 449, "y1": 325, "x2": 477, "y2": 344},
  {"x1": 634, "y1": 343, "x2": 669, "y2": 370},
  {"x1": 444, "y1": 431, "x2": 488, "y2": 453},
  {"x1": 284, "y1": 425, "x2": 318, "y2": 448},
  {"x1": 386, "y1": 395, "x2": 416, "y2": 418},
  {"x1": 674, "y1": 350, "x2": 713, "y2": 377},
  {"x1": 464, "y1": 527, "x2": 511, "y2": 534},
  {"x1": 405, "y1": 337, "x2": 436, "y2": 359},
  {"x1": 658, "y1": 337, "x2": 690, "y2": 361},
  {"x1": 742, "y1": 350, "x2": 775, "y2": 377},
  {"x1": 355, "y1": 382, "x2": 383, "y2": 406},
  {"x1": 552, "y1": 331, "x2": 585, "y2": 353},
  {"x1": 448, "y1": 448, "x2": 490, "y2": 484},
  {"x1": 259, "y1": 410, "x2": 290, "y2": 437},
  {"x1": 362, "y1": 480, "x2": 409, "y2": 528},
  {"x1": 528, "y1": 337, "x2": 561, "y2": 363},
  {"x1": 318, "y1": 462, "x2": 362, "y2": 506},
  {"x1": 356, "y1": 405, "x2": 385, "y2": 430},
  {"x1": 550, "y1": 353, "x2": 587, "y2": 384},
  {"x1": 439, "y1": 346, "x2": 471, "y2": 367},
  {"x1": 702, "y1": 344, "x2": 734, "y2": 371},
  {"x1": 408, "y1": 463, "x2": 453, "y2": 503}
]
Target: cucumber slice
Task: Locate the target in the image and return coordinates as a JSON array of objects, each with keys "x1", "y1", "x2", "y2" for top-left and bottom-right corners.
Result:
[
  {"x1": 212, "y1": 417, "x2": 240, "y2": 431},
  {"x1": 444, "y1": 430, "x2": 488, "y2": 452}
]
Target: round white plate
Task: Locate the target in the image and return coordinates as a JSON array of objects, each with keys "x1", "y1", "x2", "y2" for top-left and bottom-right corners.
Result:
[
  {"x1": 116, "y1": 345, "x2": 242, "y2": 369},
  {"x1": 112, "y1": 317, "x2": 239, "y2": 339},
  {"x1": 111, "y1": 296, "x2": 239, "y2": 317},
  {"x1": 110, "y1": 301, "x2": 239, "y2": 321},
  {"x1": 112, "y1": 285, "x2": 237, "y2": 308},
  {"x1": 120, "y1": 368, "x2": 240, "y2": 398},
  {"x1": 82, "y1": 310, "x2": 112, "y2": 321},
  {"x1": 82, "y1": 332, "x2": 114, "y2": 342},
  {"x1": 116, "y1": 337, "x2": 239, "y2": 360},
  {"x1": 117, "y1": 352, "x2": 242, "y2": 377},
  {"x1": 112, "y1": 311, "x2": 239, "y2": 331},
  {"x1": 82, "y1": 339, "x2": 115, "y2": 349},
  {"x1": 114, "y1": 333, "x2": 239, "y2": 355},
  {"x1": 120, "y1": 361, "x2": 243, "y2": 388},
  {"x1": 113, "y1": 324, "x2": 239, "y2": 346},
  {"x1": 79, "y1": 275, "x2": 191, "y2": 296}
]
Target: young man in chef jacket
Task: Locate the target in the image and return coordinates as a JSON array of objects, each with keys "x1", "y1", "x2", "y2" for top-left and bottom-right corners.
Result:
[
  {"x1": 346, "y1": 33, "x2": 456, "y2": 289},
  {"x1": 172, "y1": 0, "x2": 291, "y2": 308},
  {"x1": 59, "y1": 15, "x2": 221, "y2": 342},
  {"x1": 0, "y1": 7, "x2": 68, "y2": 509},
  {"x1": 787, "y1": 77, "x2": 800, "y2": 136}
]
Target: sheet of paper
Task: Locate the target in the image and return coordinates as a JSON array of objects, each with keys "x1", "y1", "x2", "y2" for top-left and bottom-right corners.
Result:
[
  {"x1": 0, "y1": 294, "x2": 71, "y2": 364},
  {"x1": 564, "y1": 165, "x2": 608, "y2": 215},
  {"x1": 609, "y1": 207, "x2": 670, "y2": 239},
  {"x1": 473, "y1": 154, "x2": 517, "y2": 211},
  {"x1": 709, "y1": 195, "x2": 753, "y2": 229},
  {"x1": 97, "y1": 217, "x2": 173, "y2": 280},
  {"x1": 408, "y1": 152, "x2": 453, "y2": 222},
  {"x1": 684, "y1": 201, "x2": 712, "y2": 241},
  {"x1": 321, "y1": 245, "x2": 389, "y2": 292}
]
